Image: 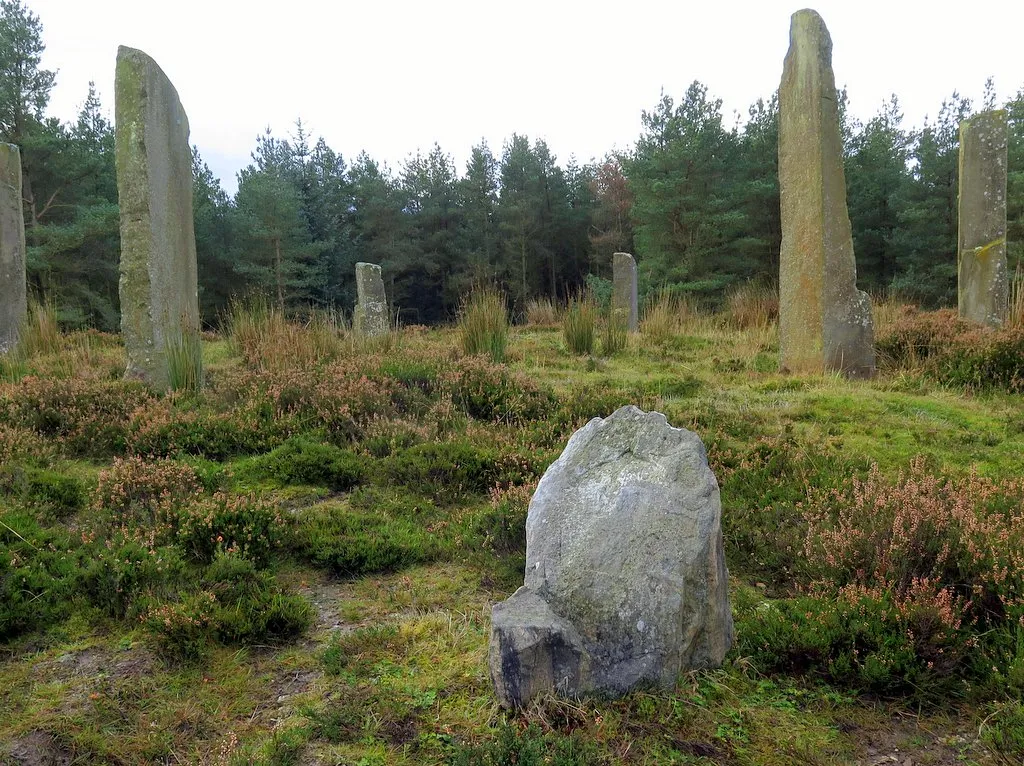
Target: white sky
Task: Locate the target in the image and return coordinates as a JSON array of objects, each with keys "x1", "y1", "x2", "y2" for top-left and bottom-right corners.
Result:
[{"x1": 28, "y1": 0, "x2": 1024, "y2": 195}]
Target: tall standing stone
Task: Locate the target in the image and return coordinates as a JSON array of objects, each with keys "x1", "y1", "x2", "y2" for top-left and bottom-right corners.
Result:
[
  {"x1": 778, "y1": 9, "x2": 874, "y2": 378},
  {"x1": 115, "y1": 46, "x2": 199, "y2": 389},
  {"x1": 612, "y1": 252, "x2": 638, "y2": 331},
  {"x1": 354, "y1": 262, "x2": 389, "y2": 336},
  {"x1": 0, "y1": 144, "x2": 26, "y2": 354},
  {"x1": 958, "y1": 110, "x2": 1008, "y2": 327}
]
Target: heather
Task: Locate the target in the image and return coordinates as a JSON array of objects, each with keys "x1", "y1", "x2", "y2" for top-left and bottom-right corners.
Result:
[{"x1": 3, "y1": 306, "x2": 1024, "y2": 763}]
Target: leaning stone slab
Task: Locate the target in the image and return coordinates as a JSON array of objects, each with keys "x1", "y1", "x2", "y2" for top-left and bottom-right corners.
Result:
[
  {"x1": 354, "y1": 262, "x2": 388, "y2": 336},
  {"x1": 115, "y1": 45, "x2": 199, "y2": 389},
  {"x1": 958, "y1": 110, "x2": 1008, "y2": 327},
  {"x1": 778, "y1": 9, "x2": 875, "y2": 378},
  {"x1": 488, "y1": 405, "x2": 733, "y2": 708},
  {"x1": 612, "y1": 252, "x2": 638, "y2": 331},
  {"x1": 0, "y1": 143, "x2": 26, "y2": 354}
]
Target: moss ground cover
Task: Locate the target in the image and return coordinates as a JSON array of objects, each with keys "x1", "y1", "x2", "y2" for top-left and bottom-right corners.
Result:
[{"x1": 2, "y1": 305, "x2": 1023, "y2": 764}]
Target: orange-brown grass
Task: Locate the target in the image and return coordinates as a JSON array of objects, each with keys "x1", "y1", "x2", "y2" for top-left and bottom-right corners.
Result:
[
  {"x1": 724, "y1": 282, "x2": 778, "y2": 329},
  {"x1": 227, "y1": 297, "x2": 344, "y2": 371},
  {"x1": 525, "y1": 297, "x2": 560, "y2": 327}
]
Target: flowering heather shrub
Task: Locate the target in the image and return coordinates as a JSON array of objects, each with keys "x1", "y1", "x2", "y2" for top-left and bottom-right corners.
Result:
[
  {"x1": 875, "y1": 307, "x2": 967, "y2": 368},
  {"x1": 474, "y1": 483, "x2": 534, "y2": 557},
  {"x1": 143, "y1": 590, "x2": 218, "y2": 660},
  {"x1": 0, "y1": 423, "x2": 55, "y2": 464},
  {"x1": 358, "y1": 416, "x2": 430, "y2": 458},
  {"x1": 735, "y1": 580, "x2": 976, "y2": 698},
  {"x1": 877, "y1": 306, "x2": 1024, "y2": 391},
  {"x1": 126, "y1": 396, "x2": 285, "y2": 459},
  {"x1": 80, "y1": 536, "x2": 185, "y2": 618},
  {"x1": 802, "y1": 457, "x2": 1024, "y2": 624},
  {"x1": 176, "y1": 492, "x2": 286, "y2": 565},
  {"x1": 0, "y1": 377, "x2": 153, "y2": 456},
  {"x1": 444, "y1": 356, "x2": 556, "y2": 424},
  {"x1": 92, "y1": 456, "x2": 204, "y2": 537},
  {"x1": 216, "y1": 365, "x2": 396, "y2": 443}
]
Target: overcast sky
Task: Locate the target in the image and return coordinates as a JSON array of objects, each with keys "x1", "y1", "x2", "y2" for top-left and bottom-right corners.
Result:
[{"x1": 28, "y1": 0, "x2": 1024, "y2": 195}]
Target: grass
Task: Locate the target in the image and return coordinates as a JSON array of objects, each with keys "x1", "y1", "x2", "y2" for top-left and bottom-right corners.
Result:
[
  {"x1": 562, "y1": 292, "x2": 597, "y2": 355},
  {"x1": 458, "y1": 288, "x2": 510, "y2": 362},
  {"x1": 1, "y1": 302, "x2": 1021, "y2": 764},
  {"x1": 166, "y1": 329, "x2": 203, "y2": 393}
]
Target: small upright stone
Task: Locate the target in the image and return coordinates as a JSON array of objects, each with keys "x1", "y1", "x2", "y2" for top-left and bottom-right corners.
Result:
[
  {"x1": 778, "y1": 9, "x2": 875, "y2": 378},
  {"x1": 958, "y1": 110, "x2": 1008, "y2": 327},
  {"x1": 612, "y1": 252, "x2": 638, "y2": 331},
  {"x1": 488, "y1": 406, "x2": 733, "y2": 708},
  {"x1": 354, "y1": 262, "x2": 389, "y2": 336},
  {"x1": 0, "y1": 144, "x2": 26, "y2": 354},
  {"x1": 115, "y1": 46, "x2": 199, "y2": 389}
]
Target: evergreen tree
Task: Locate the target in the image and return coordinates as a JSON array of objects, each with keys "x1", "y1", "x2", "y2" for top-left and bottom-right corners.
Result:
[
  {"x1": 458, "y1": 140, "x2": 500, "y2": 287},
  {"x1": 626, "y1": 82, "x2": 743, "y2": 300},
  {"x1": 845, "y1": 96, "x2": 912, "y2": 291},
  {"x1": 894, "y1": 92, "x2": 972, "y2": 305}
]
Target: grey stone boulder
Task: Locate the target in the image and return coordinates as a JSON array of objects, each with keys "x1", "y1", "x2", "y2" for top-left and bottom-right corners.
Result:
[{"x1": 488, "y1": 405, "x2": 733, "y2": 708}]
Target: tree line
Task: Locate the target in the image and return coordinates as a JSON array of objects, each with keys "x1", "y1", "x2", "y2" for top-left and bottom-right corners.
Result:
[{"x1": 2, "y1": 0, "x2": 1023, "y2": 330}]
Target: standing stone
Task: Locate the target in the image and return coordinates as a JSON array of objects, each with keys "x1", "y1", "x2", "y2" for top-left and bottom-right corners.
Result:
[
  {"x1": 958, "y1": 110, "x2": 1008, "y2": 327},
  {"x1": 612, "y1": 252, "x2": 638, "y2": 331},
  {"x1": 0, "y1": 144, "x2": 26, "y2": 354},
  {"x1": 115, "y1": 46, "x2": 199, "y2": 389},
  {"x1": 354, "y1": 262, "x2": 389, "y2": 336},
  {"x1": 489, "y1": 406, "x2": 733, "y2": 708},
  {"x1": 778, "y1": 9, "x2": 875, "y2": 378}
]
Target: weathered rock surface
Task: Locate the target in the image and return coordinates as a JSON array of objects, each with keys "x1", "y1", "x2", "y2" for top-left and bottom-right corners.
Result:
[
  {"x1": 778, "y1": 9, "x2": 875, "y2": 378},
  {"x1": 115, "y1": 45, "x2": 199, "y2": 389},
  {"x1": 612, "y1": 252, "x2": 638, "y2": 331},
  {"x1": 354, "y1": 262, "x2": 388, "y2": 336},
  {"x1": 958, "y1": 110, "x2": 1008, "y2": 327},
  {"x1": 489, "y1": 405, "x2": 732, "y2": 708},
  {"x1": 0, "y1": 143, "x2": 26, "y2": 354}
]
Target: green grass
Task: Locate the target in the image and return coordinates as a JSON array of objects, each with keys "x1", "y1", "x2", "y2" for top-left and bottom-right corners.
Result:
[{"x1": 1, "y1": 310, "x2": 1022, "y2": 764}]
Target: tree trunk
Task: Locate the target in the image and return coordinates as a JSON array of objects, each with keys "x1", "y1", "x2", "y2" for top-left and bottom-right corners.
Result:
[{"x1": 274, "y1": 237, "x2": 284, "y2": 311}]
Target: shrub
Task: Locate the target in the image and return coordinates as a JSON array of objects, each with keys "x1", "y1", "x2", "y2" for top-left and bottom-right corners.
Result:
[
  {"x1": 445, "y1": 356, "x2": 556, "y2": 424},
  {"x1": 802, "y1": 457, "x2": 1024, "y2": 620},
  {"x1": 0, "y1": 376, "x2": 153, "y2": 457},
  {"x1": 26, "y1": 469, "x2": 86, "y2": 518},
  {"x1": 92, "y1": 456, "x2": 204, "y2": 538},
  {"x1": 378, "y1": 440, "x2": 500, "y2": 502},
  {"x1": 562, "y1": 293, "x2": 597, "y2": 355},
  {"x1": 177, "y1": 492, "x2": 286, "y2": 565},
  {"x1": 143, "y1": 555, "x2": 313, "y2": 660},
  {"x1": 0, "y1": 512, "x2": 79, "y2": 640},
  {"x1": 0, "y1": 465, "x2": 86, "y2": 519},
  {"x1": 459, "y1": 287, "x2": 510, "y2": 363},
  {"x1": 299, "y1": 505, "x2": 436, "y2": 576},
  {"x1": 474, "y1": 484, "x2": 532, "y2": 557},
  {"x1": 127, "y1": 396, "x2": 284, "y2": 459},
  {"x1": 203, "y1": 554, "x2": 313, "y2": 645},
  {"x1": 238, "y1": 437, "x2": 364, "y2": 491},
  {"x1": 143, "y1": 590, "x2": 218, "y2": 660},
  {"x1": 81, "y1": 537, "x2": 185, "y2": 618},
  {"x1": 734, "y1": 583, "x2": 975, "y2": 700}
]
